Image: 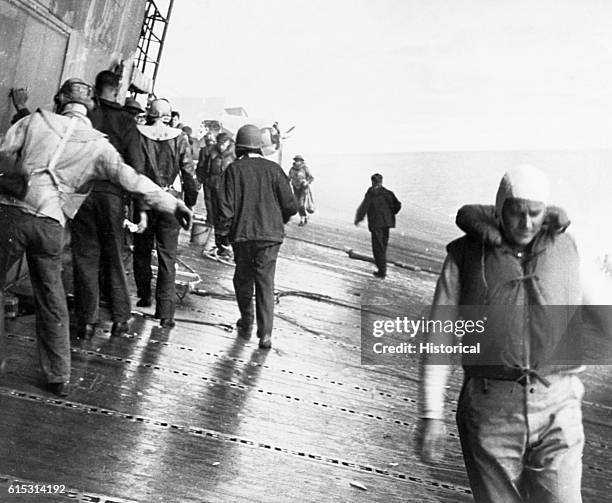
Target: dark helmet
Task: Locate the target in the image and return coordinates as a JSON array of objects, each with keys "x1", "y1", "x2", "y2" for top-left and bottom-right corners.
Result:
[
  {"x1": 54, "y1": 78, "x2": 95, "y2": 111},
  {"x1": 235, "y1": 124, "x2": 263, "y2": 150},
  {"x1": 124, "y1": 97, "x2": 145, "y2": 114}
]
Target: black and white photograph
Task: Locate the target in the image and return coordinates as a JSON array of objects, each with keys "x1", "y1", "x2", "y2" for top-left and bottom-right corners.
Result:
[{"x1": 1, "y1": 0, "x2": 611, "y2": 501}]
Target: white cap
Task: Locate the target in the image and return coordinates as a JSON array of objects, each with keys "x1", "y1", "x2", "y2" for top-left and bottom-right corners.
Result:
[{"x1": 495, "y1": 164, "x2": 550, "y2": 217}]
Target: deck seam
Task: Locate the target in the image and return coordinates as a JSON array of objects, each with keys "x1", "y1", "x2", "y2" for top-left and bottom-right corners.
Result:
[{"x1": 0, "y1": 387, "x2": 473, "y2": 497}]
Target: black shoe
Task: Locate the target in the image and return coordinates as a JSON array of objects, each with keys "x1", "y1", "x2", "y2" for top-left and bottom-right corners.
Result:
[
  {"x1": 47, "y1": 381, "x2": 70, "y2": 397},
  {"x1": 136, "y1": 297, "x2": 152, "y2": 308},
  {"x1": 258, "y1": 333, "x2": 272, "y2": 349},
  {"x1": 373, "y1": 271, "x2": 386, "y2": 279},
  {"x1": 236, "y1": 318, "x2": 253, "y2": 339},
  {"x1": 111, "y1": 321, "x2": 129, "y2": 337},
  {"x1": 160, "y1": 318, "x2": 175, "y2": 328},
  {"x1": 77, "y1": 323, "x2": 96, "y2": 340}
]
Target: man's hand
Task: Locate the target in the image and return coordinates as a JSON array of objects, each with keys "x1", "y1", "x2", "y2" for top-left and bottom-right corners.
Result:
[
  {"x1": 135, "y1": 211, "x2": 148, "y2": 234},
  {"x1": 175, "y1": 200, "x2": 192, "y2": 230},
  {"x1": 10, "y1": 88, "x2": 29, "y2": 111},
  {"x1": 418, "y1": 418, "x2": 445, "y2": 463}
]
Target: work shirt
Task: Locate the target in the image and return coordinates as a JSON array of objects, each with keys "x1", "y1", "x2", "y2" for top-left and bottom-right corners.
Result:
[{"x1": 0, "y1": 109, "x2": 179, "y2": 226}]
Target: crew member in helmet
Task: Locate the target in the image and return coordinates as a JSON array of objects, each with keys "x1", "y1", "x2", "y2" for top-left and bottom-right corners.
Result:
[
  {"x1": 133, "y1": 99, "x2": 199, "y2": 328},
  {"x1": 124, "y1": 97, "x2": 146, "y2": 124},
  {"x1": 0, "y1": 78, "x2": 192, "y2": 396},
  {"x1": 216, "y1": 124, "x2": 298, "y2": 349}
]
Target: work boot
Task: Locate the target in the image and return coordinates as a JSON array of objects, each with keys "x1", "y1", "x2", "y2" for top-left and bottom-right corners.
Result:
[
  {"x1": 47, "y1": 381, "x2": 70, "y2": 397},
  {"x1": 372, "y1": 271, "x2": 386, "y2": 279},
  {"x1": 136, "y1": 297, "x2": 152, "y2": 308},
  {"x1": 111, "y1": 321, "x2": 129, "y2": 337},
  {"x1": 160, "y1": 318, "x2": 175, "y2": 329},
  {"x1": 217, "y1": 245, "x2": 233, "y2": 261},
  {"x1": 236, "y1": 318, "x2": 253, "y2": 339},
  {"x1": 258, "y1": 333, "x2": 272, "y2": 349},
  {"x1": 77, "y1": 323, "x2": 96, "y2": 340}
]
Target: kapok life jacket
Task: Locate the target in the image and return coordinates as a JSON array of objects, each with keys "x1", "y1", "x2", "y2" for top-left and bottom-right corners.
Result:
[{"x1": 447, "y1": 229, "x2": 583, "y2": 380}]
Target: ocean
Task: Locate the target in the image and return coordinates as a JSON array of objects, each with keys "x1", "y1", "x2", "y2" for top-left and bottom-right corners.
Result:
[{"x1": 285, "y1": 149, "x2": 612, "y2": 263}]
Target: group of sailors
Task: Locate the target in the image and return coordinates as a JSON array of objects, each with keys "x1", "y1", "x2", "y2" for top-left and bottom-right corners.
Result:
[{"x1": 0, "y1": 69, "x2": 313, "y2": 399}]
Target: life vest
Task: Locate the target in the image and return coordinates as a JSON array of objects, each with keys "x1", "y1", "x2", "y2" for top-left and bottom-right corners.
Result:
[{"x1": 447, "y1": 231, "x2": 583, "y2": 379}]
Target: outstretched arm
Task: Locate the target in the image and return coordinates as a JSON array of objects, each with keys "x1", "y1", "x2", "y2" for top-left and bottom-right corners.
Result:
[{"x1": 95, "y1": 147, "x2": 192, "y2": 229}]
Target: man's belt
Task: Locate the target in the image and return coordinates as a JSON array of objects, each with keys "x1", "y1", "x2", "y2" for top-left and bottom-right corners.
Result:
[{"x1": 464, "y1": 365, "x2": 551, "y2": 387}]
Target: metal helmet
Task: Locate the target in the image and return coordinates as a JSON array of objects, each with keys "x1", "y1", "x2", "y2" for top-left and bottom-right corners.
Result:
[
  {"x1": 235, "y1": 124, "x2": 263, "y2": 150},
  {"x1": 124, "y1": 97, "x2": 145, "y2": 114},
  {"x1": 147, "y1": 98, "x2": 172, "y2": 122},
  {"x1": 54, "y1": 78, "x2": 95, "y2": 111}
]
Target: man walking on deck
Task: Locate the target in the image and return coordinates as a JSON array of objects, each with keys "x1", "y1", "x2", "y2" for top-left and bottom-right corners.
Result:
[
  {"x1": 0, "y1": 78, "x2": 192, "y2": 396},
  {"x1": 354, "y1": 173, "x2": 401, "y2": 278},
  {"x1": 133, "y1": 99, "x2": 199, "y2": 329},
  {"x1": 216, "y1": 125, "x2": 297, "y2": 349},
  {"x1": 203, "y1": 132, "x2": 235, "y2": 259},
  {"x1": 288, "y1": 155, "x2": 314, "y2": 226},
  {"x1": 418, "y1": 165, "x2": 609, "y2": 502},
  {"x1": 196, "y1": 132, "x2": 217, "y2": 225}
]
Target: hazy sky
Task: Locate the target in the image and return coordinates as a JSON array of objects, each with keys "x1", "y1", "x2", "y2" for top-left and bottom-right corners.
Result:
[{"x1": 156, "y1": 0, "x2": 612, "y2": 153}]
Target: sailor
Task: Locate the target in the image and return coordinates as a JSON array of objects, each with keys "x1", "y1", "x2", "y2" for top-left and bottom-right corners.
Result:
[
  {"x1": 124, "y1": 97, "x2": 146, "y2": 124},
  {"x1": 196, "y1": 132, "x2": 217, "y2": 226},
  {"x1": 216, "y1": 125, "x2": 297, "y2": 349},
  {"x1": 354, "y1": 173, "x2": 402, "y2": 278},
  {"x1": 204, "y1": 132, "x2": 236, "y2": 259},
  {"x1": 0, "y1": 78, "x2": 192, "y2": 396},
  {"x1": 419, "y1": 165, "x2": 610, "y2": 502},
  {"x1": 71, "y1": 70, "x2": 145, "y2": 339},
  {"x1": 288, "y1": 155, "x2": 314, "y2": 226},
  {"x1": 133, "y1": 99, "x2": 199, "y2": 328}
]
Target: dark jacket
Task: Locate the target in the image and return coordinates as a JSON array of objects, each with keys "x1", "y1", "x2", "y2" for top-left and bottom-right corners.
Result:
[
  {"x1": 216, "y1": 155, "x2": 298, "y2": 243},
  {"x1": 137, "y1": 125, "x2": 199, "y2": 208},
  {"x1": 196, "y1": 144, "x2": 216, "y2": 184},
  {"x1": 355, "y1": 186, "x2": 401, "y2": 231},
  {"x1": 89, "y1": 98, "x2": 144, "y2": 195},
  {"x1": 204, "y1": 146, "x2": 236, "y2": 189}
]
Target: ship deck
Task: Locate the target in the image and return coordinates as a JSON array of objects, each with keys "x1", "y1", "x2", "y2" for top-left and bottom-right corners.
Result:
[{"x1": 1, "y1": 220, "x2": 611, "y2": 502}]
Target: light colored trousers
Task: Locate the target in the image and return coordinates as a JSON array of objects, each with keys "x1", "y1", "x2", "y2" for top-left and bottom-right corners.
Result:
[{"x1": 457, "y1": 373, "x2": 584, "y2": 503}]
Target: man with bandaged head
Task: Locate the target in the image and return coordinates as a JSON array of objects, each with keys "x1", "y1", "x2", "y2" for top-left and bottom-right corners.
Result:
[
  {"x1": 133, "y1": 98, "x2": 198, "y2": 328},
  {"x1": 0, "y1": 79, "x2": 192, "y2": 397},
  {"x1": 418, "y1": 165, "x2": 607, "y2": 502}
]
